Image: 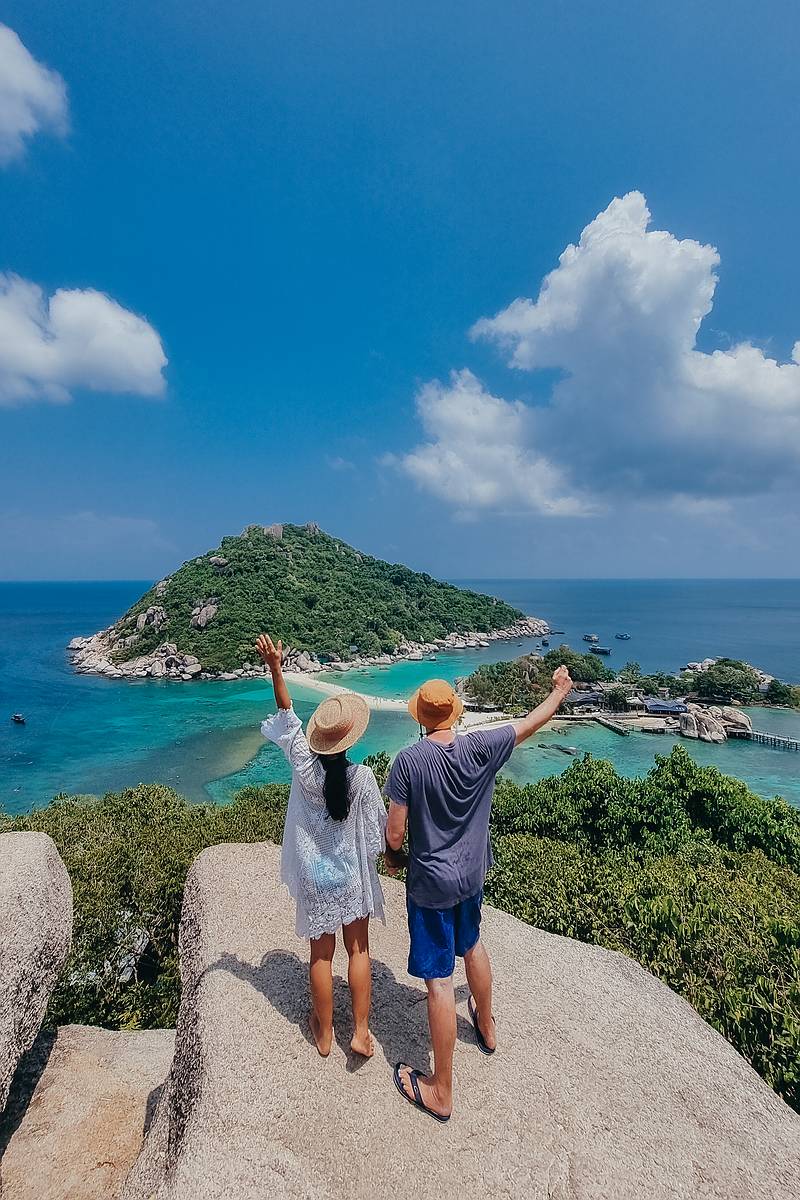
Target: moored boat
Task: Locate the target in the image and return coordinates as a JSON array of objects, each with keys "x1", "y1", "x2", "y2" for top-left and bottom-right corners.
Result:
[
  {"x1": 615, "y1": 633, "x2": 631, "y2": 640},
  {"x1": 583, "y1": 633, "x2": 599, "y2": 643},
  {"x1": 590, "y1": 646, "x2": 611, "y2": 656},
  {"x1": 12, "y1": 713, "x2": 26, "y2": 724}
]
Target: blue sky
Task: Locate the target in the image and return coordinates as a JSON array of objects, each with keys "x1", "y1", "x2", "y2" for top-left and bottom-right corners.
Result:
[{"x1": 1, "y1": 0, "x2": 799, "y2": 579}]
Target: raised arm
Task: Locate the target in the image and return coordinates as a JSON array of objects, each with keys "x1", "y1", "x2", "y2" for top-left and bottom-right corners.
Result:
[
  {"x1": 255, "y1": 633, "x2": 291, "y2": 710},
  {"x1": 511, "y1": 664, "x2": 573, "y2": 747}
]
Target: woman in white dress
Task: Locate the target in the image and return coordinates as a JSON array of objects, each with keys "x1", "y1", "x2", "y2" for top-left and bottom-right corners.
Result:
[{"x1": 256, "y1": 633, "x2": 387, "y2": 1058}]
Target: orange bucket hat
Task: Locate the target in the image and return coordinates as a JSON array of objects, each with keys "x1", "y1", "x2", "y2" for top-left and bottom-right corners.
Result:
[{"x1": 408, "y1": 679, "x2": 464, "y2": 730}]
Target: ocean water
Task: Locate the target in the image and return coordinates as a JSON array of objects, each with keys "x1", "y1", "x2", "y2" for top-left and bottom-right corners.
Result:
[{"x1": 1, "y1": 580, "x2": 799, "y2": 816}]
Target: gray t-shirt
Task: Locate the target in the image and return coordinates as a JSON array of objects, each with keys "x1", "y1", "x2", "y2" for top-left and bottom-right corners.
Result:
[{"x1": 384, "y1": 725, "x2": 516, "y2": 909}]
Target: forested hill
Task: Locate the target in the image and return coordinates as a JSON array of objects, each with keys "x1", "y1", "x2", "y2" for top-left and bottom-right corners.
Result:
[{"x1": 103, "y1": 523, "x2": 525, "y2": 671}]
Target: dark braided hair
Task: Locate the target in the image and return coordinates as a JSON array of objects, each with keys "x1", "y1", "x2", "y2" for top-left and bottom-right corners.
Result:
[{"x1": 319, "y1": 751, "x2": 352, "y2": 821}]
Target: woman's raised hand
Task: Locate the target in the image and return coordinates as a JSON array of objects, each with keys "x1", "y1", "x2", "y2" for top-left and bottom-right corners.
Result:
[{"x1": 256, "y1": 633, "x2": 283, "y2": 671}]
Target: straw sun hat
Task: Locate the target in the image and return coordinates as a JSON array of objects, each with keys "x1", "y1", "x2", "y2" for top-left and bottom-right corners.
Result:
[{"x1": 307, "y1": 692, "x2": 370, "y2": 755}]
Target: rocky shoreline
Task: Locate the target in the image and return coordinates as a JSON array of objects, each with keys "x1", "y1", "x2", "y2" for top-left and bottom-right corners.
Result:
[{"x1": 67, "y1": 615, "x2": 550, "y2": 683}]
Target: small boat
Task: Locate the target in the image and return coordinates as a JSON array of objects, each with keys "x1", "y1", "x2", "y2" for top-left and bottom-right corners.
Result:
[
  {"x1": 556, "y1": 745, "x2": 579, "y2": 756},
  {"x1": 583, "y1": 633, "x2": 599, "y2": 643},
  {"x1": 540, "y1": 639, "x2": 550, "y2": 647},
  {"x1": 549, "y1": 629, "x2": 565, "y2": 635},
  {"x1": 590, "y1": 646, "x2": 611, "y2": 656},
  {"x1": 12, "y1": 713, "x2": 26, "y2": 724},
  {"x1": 615, "y1": 633, "x2": 631, "y2": 641},
  {"x1": 427, "y1": 654, "x2": 437, "y2": 662}
]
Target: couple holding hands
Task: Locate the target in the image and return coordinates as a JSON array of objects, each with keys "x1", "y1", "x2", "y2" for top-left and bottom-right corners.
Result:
[{"x1": 256, "y1": 632, "x2": 572, "y2": 1123}]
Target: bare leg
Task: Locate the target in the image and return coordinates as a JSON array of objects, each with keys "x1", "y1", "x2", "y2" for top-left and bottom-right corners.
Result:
[
  {"x1": 342, "y1": 917, "x2": 373, "y2": 1057},
  {"x1": 464, "y1": 939, "x2": 496, "y2": 1051},
  {"x1": 397, "y1": 975, "x2": 455, "y2": 1118},
  {"x1": 309, "y1": 932, "x2": 335, "y2": 1056}
]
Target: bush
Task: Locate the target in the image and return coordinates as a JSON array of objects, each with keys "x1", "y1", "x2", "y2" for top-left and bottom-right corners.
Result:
[
  {"x1": 486, "y1": 837, "x2": 800, "y2": 1108},
  {"x1": 11, "y1": 782, "x2": 288, "y2": 1028}
]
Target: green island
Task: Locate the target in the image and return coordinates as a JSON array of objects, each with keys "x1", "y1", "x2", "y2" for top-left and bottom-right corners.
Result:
[
  {"x1": 68, "y1": 522, "x2": 532, "y2": 676},
  {"x1": 466, "y1": 649, "x2": 800, "y2": 712},
  {"x1": 5, "y1": 744, "x2": 799, "y2": 1111}
]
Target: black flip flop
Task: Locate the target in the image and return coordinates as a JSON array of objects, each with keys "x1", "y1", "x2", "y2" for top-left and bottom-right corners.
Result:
[
  {"x1": 468, "y1": 995, "x2": 496, "y2": 1055},
  {"x1": 393, "y1": 1062, "x2": 451, "y2": 1123}
]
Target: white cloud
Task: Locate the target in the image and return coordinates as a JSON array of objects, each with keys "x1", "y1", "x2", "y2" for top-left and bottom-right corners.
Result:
[
  {"x1": 0, "y1": 24, "x2": 68, "y2": 163},
  {"x1": 397, "y1": 192, "x2": 800, "y2": 514},
  {"x1": 399, "y1": 369, "x2": 591, "y2": 516},
  {"x1": 0, "y1": 274, "x2": 167, "y2": 405}
]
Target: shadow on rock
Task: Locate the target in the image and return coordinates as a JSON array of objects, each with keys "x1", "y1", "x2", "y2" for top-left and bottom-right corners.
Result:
[{"x1": 210, "y1": 950, "x2": 476, "y2": 1074}]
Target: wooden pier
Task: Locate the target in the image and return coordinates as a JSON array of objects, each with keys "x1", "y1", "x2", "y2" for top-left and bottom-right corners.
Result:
[
  {"x1": 595, "y1": 716, "x2": 631, "y2": 736},
  {"x1": 748, "y1": 730, "x2": 800, "y2": 752}
]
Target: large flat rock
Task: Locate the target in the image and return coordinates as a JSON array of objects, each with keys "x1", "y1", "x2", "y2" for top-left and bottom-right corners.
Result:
[
  {"x1": 0, "y1": 832, "x2": 72, "y2": 1113},
  {"x1": 0, "y1": 1024, "x2": 175, "y2": 1200},
  {"x1": 124, "y1": 842, "x2": 800, "y2": 1200}
]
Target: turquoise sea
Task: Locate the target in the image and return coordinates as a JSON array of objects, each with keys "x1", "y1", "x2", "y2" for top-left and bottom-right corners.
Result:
[{"x1": 1, "y1": 580, "x2": 799, "y2": 817}]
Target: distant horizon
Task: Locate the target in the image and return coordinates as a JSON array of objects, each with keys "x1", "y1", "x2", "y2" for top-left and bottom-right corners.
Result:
[{"x1": 1, "y1": 576, "x2": 799, "y2": 586}]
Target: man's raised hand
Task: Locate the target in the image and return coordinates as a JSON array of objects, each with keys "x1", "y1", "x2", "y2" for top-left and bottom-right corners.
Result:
[
  {"x1": 551, "y1": 664, "x2": 573, "y2": 698},
  {"x1": 256, "y1": 633, "x2": 283, "y2": 671}
]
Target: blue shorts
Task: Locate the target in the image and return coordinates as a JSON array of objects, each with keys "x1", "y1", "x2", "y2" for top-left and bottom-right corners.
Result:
[{"x1": 406, "y1": 890, "x2": 483, "y2": 980}]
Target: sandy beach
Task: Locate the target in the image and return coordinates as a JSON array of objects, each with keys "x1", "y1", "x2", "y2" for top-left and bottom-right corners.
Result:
[{"x1": 283, "y1": 670, "x2": 530, "y2": 733}]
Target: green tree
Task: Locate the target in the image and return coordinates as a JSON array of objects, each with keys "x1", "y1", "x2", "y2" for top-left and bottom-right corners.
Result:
[
  {"x1": 542, "y1": 645, "x2": 614, "y2": 683},
  {"x1": 694, "y1": 659, "x2": 761, "y2": 704},
  {"x1": 766, "y1": 679, "x2": 794, "y2": 707},
  {"x1": 605, "y1": 686, "x2": 630, "y2": 712}
]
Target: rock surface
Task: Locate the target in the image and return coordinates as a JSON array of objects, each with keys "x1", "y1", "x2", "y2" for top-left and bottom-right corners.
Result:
[
  {"x1": 0, "y1": 833, "x2": 72, "y2": 1114},
  {"x1": 0, "y1": 1025, "x2": 175, "y2": 1200},
  {"x1": 124, "y1": 843, "x2": 800, "y2": 1200},
  {"x1": 68, "y1": 615, "x2": 549, "y2": 684}
]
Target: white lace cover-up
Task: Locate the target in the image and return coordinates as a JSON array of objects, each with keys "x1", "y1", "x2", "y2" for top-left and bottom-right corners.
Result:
[{"x1": 261, "y1": 706, "x2": 387, "y2": 940}]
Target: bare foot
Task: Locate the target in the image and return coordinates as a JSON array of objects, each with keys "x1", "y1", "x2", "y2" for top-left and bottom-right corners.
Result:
[
  {"x1": 310, "y1": 1011, "x2": 332, "y2": 1057},
  {"x1": 350, "y1": 1028, "x2": 374, "y2": 1058}
]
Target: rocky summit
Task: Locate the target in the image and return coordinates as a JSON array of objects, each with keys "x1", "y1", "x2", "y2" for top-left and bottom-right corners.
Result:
[
  {"x1": 1, "y1": 835, "x2": 800, "y2": 1199},
  {"x1": 66, "y1": 522, "x2": 547, "y2": 681},
  {"x1": 123, "y1": 843, "x2": 800, "y2": 1200}
]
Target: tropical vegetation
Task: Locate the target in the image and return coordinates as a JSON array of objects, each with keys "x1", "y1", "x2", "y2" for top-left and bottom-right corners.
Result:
[
  {"x1": 466, "y1": 650, "x2": 800, "y2": 710},
  {"x1": 5, "y1": 745, "x2": 799, "y2": 1110},
  {"x1": 106, "y1": 523, "x2": 524, "y2": 671}
]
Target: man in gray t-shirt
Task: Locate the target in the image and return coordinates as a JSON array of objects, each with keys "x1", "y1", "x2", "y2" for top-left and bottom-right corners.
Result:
[{"x1": 385, "y1": 667, "x2": 572, "y2": 1122}]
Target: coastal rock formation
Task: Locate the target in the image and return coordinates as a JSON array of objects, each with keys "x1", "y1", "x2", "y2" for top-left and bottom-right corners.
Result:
[
  {"x1": 136, "y1": 605, "x2": 168, "y2": 633},
  {"x1": 0, "y1": 1025, "x2": 175, "y2": 1200},
  {"x1": 0, "y1": 833, "x2": 72, "y2": 1113},
  {"x1": 69, "y1": 637, "x2": 202, "y2": 681},
  {"x1": 721, "y1": 706, "x2": 753, "y2": 732},
  {"x1": 681, "y1": 703, "x2": 753, "y2": 744},
  {"x1": 123, "y1": 843, "x2": 800, "y2": 1200},
  {"x1": 190, "y1": 599, "x2": 218, "y2": 630}
]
